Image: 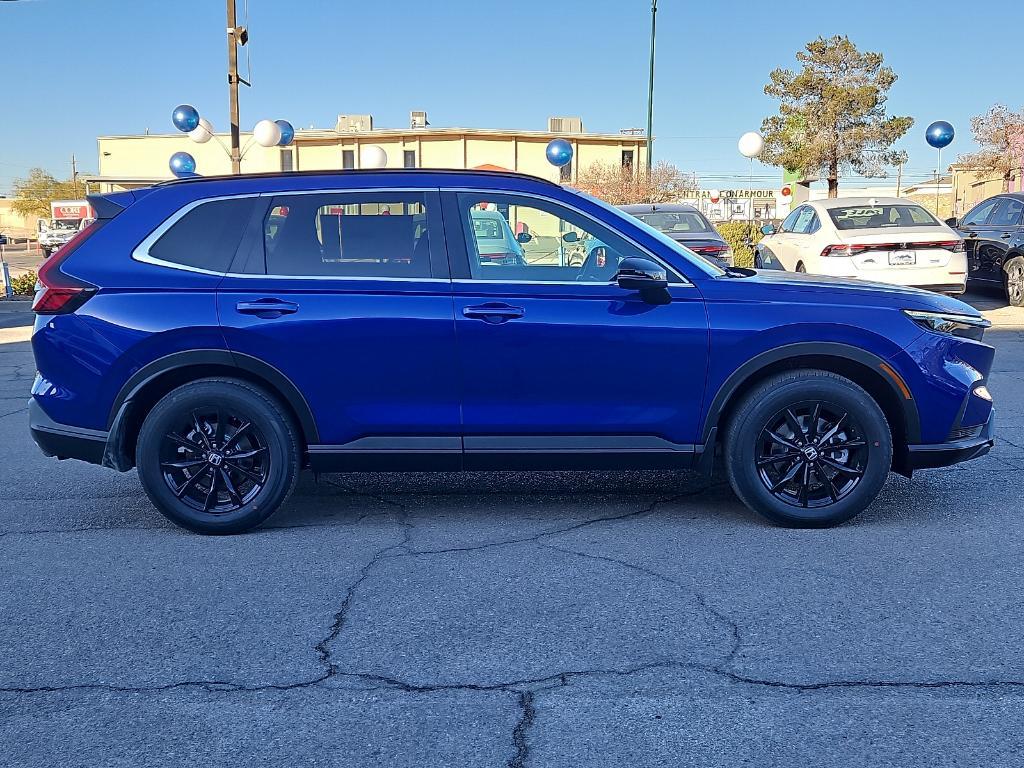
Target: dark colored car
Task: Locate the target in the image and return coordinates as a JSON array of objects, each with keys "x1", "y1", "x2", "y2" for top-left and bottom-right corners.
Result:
[
  {"x1": 0, "y1": 233, "x2": 8, "y2": 246},
  {"x1": 619, "y1": 203, "x2": 735, "y2": 266},
  {"x1": 30, "y1": 169, "x2": 994, "y2": 534},
  {"x1": 947, "y1": 193, "x2": 1024, "y2": 306}
]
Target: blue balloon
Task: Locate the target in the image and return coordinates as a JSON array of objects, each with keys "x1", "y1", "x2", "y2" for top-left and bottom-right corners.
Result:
[
  {"x1": 926, "y1": 120, "x2": 955, "y2": 150},
  {"x1": 546, "y1": 138, "x2": 573, "y2": 167},
  {"x1": 172, "y1": 104, "x2": 200, "y2": 133},
  {"x1": 275, "y1": 120, "x2": 295, "y2": 146},
  {"x1": 169, "y1": 151, "x2": 197, "y2": 178}
]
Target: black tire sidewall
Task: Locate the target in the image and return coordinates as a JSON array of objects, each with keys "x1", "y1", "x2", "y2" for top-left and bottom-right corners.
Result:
[
  {"x1": 726, "y1": 375, "x2": 892, "y2": 527},
  {"x1": 136, "y1": 380, "x2": 298, "y2": 534},
  {"x1": 1005, "y1": 256, "x2": 1024, "y2": 307}
]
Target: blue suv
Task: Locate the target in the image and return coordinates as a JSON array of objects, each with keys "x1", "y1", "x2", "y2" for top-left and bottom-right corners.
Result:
[{"x1": 29, "y1": 170, "x2": 995, "y2": 533}]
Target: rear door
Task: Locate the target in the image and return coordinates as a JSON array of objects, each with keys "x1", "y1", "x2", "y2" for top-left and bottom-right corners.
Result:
[
  {"x1": 442, "y1": 189, "x2": 710, "y2": 468},
  {"x1": 959, "y1": 197, "x2": 1002, "y2": 283},
  {"x1": 218, "y1": 189, "x2": 461, "y2": 466},
  {"x1": 972, "y1": 197, "x2": 1023, "y2": 282}
]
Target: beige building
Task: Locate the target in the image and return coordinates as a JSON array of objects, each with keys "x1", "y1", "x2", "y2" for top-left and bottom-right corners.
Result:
[
  {"x1": 950, "y1": 165, "x2": 1024, "y2": 216},
  {"x1": 85, "y1": 113, "x2": 649, "y2": 194}
]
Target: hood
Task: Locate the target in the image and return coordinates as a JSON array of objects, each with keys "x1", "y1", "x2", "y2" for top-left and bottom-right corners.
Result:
[{"x1": 743, "y1": 268, "x2": 980, "y2": 315}]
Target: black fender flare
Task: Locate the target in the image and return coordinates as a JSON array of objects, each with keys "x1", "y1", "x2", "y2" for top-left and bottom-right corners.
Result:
[
  {"x1": 107, "y1": 349, "x2": 319, "y2": 443},
  {"x1": 700, "y1": 341, "x2": 921, "y2": 445}
]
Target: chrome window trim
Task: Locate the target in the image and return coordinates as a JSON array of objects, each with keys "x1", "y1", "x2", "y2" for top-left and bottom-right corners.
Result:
[
  {"x1": 132, "y1": 186, "x2": 694, "y2": 287},
  {"x1": 447, "y1": 187, "x2": 691, "y2": 285}
]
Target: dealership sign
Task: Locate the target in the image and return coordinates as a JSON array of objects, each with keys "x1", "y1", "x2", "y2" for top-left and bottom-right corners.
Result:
[{"x1": 50, "y1": 200, "x2": 95, "y2": 221}]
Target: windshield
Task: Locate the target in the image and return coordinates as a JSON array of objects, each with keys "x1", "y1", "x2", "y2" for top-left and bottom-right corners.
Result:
[
  {"x1": 633, "y1": 211, "x2": 712, "y2": 234},
  {"x1": 829, "y1": 204, "x2": 940, "y2": 230},
  {"x1": 51, "y1": 220, "x2": 79, "y2": 231},
  {"x1": 471, "y1": 216, "x2": 504, "y2": 241},
  {"x1": 568, "y1": 190, "x2": 725, "y2": 276}
]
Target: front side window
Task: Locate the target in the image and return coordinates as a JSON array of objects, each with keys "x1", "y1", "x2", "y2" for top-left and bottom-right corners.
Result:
[
  {"x1": 458, "y1": 193, "x2": 654, "y2": 283},
  {"x1": 792, "y1": 206, "x2": 817, "y2": 234},
  {"x1": 960, "y1": 198, "x2": 999, "y2": 227},
  {"x1": 829, "y1": 204, "x2": 940, "y2": 230},
  {"x1": 263, "y1": 193, "x2": 432, "y2": 278},
  {"x1": 149, "y1": 197, "x2": 256, "y2": 273},
  {"x1": 779, "y1": 207, "x2": 803, "y2": 232}
]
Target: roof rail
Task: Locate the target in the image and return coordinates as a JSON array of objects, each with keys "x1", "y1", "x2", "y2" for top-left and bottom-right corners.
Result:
[{"x1": 156, "y1": 167, "x2": 557, "y2": 188}]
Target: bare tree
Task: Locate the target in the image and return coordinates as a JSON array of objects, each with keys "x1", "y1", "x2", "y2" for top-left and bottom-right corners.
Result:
[
  {"x1": 957, "y1": 104, "x2": 1024, "y2": 192},
  {"x1": 573, "y1": 161, "x2": 697, "y2": 205}
]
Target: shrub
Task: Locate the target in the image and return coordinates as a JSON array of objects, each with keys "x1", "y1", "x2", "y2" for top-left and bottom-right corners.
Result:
[
  {"x1": 7, "y1": 270, "x2": 39, "y2": 296},
  {"x1": 714, "y1": 221, "x2": 765, "y2": 268}
]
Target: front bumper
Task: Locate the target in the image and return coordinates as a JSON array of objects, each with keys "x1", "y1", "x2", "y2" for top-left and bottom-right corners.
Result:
[
  {"x1": 29, "y1": 398, "x2": 107, "y2": 465},
  {"x1": 905, "y1": 410, "x2": 994, "y2": 471}
]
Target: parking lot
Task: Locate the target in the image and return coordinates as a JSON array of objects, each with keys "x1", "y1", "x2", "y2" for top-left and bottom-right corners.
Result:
[{"x1": 1, "y1": 293, "x2": 1023, "y2": 767}]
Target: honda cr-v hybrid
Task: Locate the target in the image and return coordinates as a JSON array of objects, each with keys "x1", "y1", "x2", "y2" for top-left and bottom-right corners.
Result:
[{"x1": 29, "y1": 169, "x2": 995, "y2": 534}]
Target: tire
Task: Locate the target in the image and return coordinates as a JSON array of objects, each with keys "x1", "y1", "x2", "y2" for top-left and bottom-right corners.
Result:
[
  {"x1": 136, "y1": 378, "x2": 301, "y2": 534},
  {"x1": 795, "y1": 262, "x2": 807, "y2": 273},
  {"x1": 1004, "y1": 256, "x2": 1024, "y2": 307},
  {"x1": 724, "y1": 369, "x2": 892, "y2": 528}
]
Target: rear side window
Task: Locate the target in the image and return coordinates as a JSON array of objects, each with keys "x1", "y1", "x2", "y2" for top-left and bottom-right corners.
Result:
[
  {"x1": 263, "y1": 192, "x2": 433, "y2": 278},
  {"x1": 148, "y1": 197, "x2": 256, "y2": 273}
]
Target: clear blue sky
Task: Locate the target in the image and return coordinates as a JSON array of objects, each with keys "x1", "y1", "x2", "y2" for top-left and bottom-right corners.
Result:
[{"x1": 0, "y1": 0, "x2": 1019, "y2": 194}]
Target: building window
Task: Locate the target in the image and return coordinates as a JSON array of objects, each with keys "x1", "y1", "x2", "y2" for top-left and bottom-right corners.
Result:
[
  {"x1": 280, "y1": 149, "x2": 294, "y2": 172},
  {"x1": 403, "y1": 150, "x2": 416, "y2": 168},
  {"x1": 559, "y1": 161, "x2": 572, "y2": 183},
  {"x1": 342, "y1": 149, "x2": 355, "y2": 170},
  {"x1": 621, "y1": 150, "x2": 634, "y2": 172}
]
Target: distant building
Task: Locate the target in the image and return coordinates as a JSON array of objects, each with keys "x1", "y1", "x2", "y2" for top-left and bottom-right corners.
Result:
[
  {"x1": 949, "y1": 165, "x2": 1024, "y2": 215},
  {"x1": 83, "y1": 111, "x2": 648, "y2": 193}
]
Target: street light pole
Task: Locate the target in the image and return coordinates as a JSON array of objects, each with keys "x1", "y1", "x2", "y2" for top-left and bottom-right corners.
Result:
[
  {"x1": 645, "y1": 0, "x2": 657, "y2": 174},
  {"x1": 226, "y1": 0, "x2": 242, "y2": 174}
]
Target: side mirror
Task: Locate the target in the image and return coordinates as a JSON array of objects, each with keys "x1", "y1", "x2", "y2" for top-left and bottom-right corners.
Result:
[
  {"x1": 760, "y1": 223, "x2": 776, "y2": 235},
  {"x1": 515, "y1": 231, "x2": 533, "y2": 244},
  {"x1": 561, "y1": 231, "x2": 579, "y2": 243},
  {"x1": 614, "y1": 257, "x2": 668, "y2": 291},
  {"x1": 944, "y1": 217, "x2": 958, "y2": 227}
]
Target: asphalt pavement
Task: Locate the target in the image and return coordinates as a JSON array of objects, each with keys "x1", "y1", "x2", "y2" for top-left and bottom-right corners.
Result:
[{"x1": 1, "y1": 292, "x2": 1023, "y2": 767}]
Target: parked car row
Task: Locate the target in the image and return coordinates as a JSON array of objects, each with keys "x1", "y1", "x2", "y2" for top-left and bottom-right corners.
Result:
[{"x1": 945, "y1": 193, "x2": 1024, "y2": 307}]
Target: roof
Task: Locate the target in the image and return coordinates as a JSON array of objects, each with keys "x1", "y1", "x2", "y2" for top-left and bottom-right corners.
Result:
[
  {"x1": 98, "y1": 126, "x2": 648, "y2": 143},
  {"x1": 619, "y1": 203, "x2": 700, "y2": 213},
  {"x1": 155, "y1": 167, "x2": 558, "y2": 188}
]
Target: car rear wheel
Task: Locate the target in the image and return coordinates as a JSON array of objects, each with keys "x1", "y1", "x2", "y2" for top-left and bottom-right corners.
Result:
[
  {"x1": 724, "y1": 369, "x2": 892, "y2": 527},
  {"x1": 1005, "y1": 256, "x2": 1024, "y2": 307},
  {"x1": 136, "y1": 378, "x2": 300, "y2": 534}
]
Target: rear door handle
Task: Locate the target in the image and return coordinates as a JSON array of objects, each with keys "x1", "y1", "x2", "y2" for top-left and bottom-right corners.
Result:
[
  {"x1": 462, "y1": 303, "x2": 525, "y2": 324},
  {"x1": 236, "y1": 298, "x2": 299, "y2": 317}
]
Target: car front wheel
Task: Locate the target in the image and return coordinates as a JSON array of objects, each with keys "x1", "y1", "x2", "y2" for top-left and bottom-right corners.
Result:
[
  {"x1": 724, "y1": 369, "x2": 892, "y2": 527},
  {"x1": 1005, "y1": 256, "x2": 1024, "y2": 307},
  {"x1": 136, "y1": 378, "x2": 301, "y2": 534}
]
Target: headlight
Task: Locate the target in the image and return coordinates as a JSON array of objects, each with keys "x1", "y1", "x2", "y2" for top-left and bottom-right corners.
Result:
[{"x1": 903, "y1": 309, "x2": 991, "y2": 341}]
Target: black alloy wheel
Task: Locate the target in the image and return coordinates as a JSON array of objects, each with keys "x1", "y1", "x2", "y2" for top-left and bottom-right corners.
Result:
[
  {"x1": 160, "y1": 408, "x2": 269, "y2": 514},
  {"x1": 136, "y1": 378, "x2": 300, "y2": 534},
  {"x1": 1005, "y1": 257, "x2": 1024, "y2": 307},
  {"x1": 756, "y1": 401, "x2": 867, "y2": 509}
]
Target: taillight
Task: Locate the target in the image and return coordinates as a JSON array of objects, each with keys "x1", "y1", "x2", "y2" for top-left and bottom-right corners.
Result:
[
  {"x1": 33, "y1": 221, "x2": 102, "y2": 314},
  {"x1": 931, "y1": 239, "x2": 966, "y2": 252},
  {"x1": 820, "y1": 244, "x2": 871, "y2": 258}
]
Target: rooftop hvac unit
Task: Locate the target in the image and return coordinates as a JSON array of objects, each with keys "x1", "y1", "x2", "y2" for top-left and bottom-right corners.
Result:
[
  {"x1": 548, "y1": 116, "x2": 583, "y2": 134},
  {"x1": 410, "y1": 110, "x2": 429, "y2": 129},
  {"x1": 336, "y1": 114, "x2": 373, "y2": 133}
]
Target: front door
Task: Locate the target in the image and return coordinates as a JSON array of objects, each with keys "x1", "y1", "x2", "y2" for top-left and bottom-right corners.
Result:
[
  {"x1": 442, "y1": 190, "x2": 710, "y2": 468},
  {"x1": 218, "y1": 189, "x2": 461, "y2": 467}
]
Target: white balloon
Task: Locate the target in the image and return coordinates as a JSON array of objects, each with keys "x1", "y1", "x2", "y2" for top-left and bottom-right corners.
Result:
[
  {"x1": 254, "y1": 119, "x2": 283, "y2": 148},
  {"x1": 738, "y1": 131, "x2": 764, "y2": 159},
  {"x1": 360, "y1": 145, "x2": 388, "y2": 169},
  {"x1": 188, "y1": 117, "x2": 214, "y2": 144}
]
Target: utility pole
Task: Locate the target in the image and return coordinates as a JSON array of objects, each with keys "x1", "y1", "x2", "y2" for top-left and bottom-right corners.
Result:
[
  {"x1": 895, "y1": 160, "x2": 903, "y2": 197},
  {"x1": 645, "y1": 0, "x2": 657, "y2": 174},
  {"x1": 71, "y1": 153, "x2": 79, "y2": 196},
  {"x1": 226, "y1": 0, "x2": 247, "y2": 174}
]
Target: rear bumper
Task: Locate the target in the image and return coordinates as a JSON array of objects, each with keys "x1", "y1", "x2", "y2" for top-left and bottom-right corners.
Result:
[
  {"x1": 905, "y1": 411, "x2": 994, "y2": 471},
  {"x1": 29, "y1": 398, "x2": 107, "y2": 465}
]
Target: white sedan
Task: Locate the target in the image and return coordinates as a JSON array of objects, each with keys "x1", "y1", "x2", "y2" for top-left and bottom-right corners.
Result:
[{"x1": 757, "y1": 197, "x2": 967, "y2": 294}]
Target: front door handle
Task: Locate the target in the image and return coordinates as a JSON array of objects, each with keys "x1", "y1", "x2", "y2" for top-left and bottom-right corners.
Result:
[
  {"x1": 462, "y1": 303, "x2": 525, "y2": 324},
  {"x1": 236, "y1": 298, "x2": 299, "y2": 318}
]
